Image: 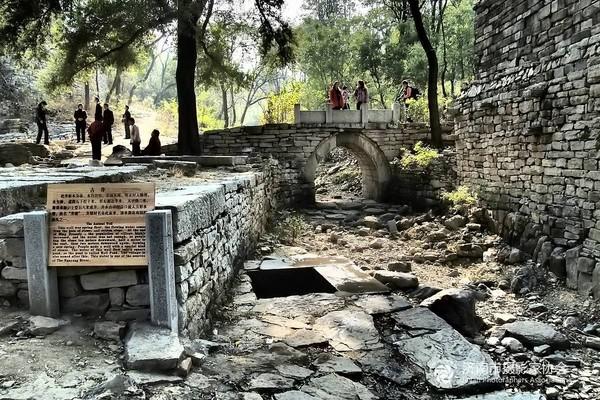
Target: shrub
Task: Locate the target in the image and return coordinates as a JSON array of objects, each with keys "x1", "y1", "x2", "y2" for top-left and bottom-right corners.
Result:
[
  {"x1": 441, "y1": 186, "x2": 478, "y2": 208},
  {"x1": 273, "y1": 213, "x2": 308, "y2": 244},
  {"x1": 398, "y1": 141, "x2": 440, "y2": 169}
]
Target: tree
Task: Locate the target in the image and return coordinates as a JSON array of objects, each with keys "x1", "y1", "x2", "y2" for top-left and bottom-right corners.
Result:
[{"x1": 0, "y1": 0, "x2": 293, "y2": 154}]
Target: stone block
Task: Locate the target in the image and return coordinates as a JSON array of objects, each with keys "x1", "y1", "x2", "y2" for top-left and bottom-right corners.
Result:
[
  {"x1": 61, "y1": 293, "x2": 109, "y2": 315},
  {"x1": 0, "y1": 213, "x2": 25, "y2": 237},
  {"x1": 0, "y1": 238, "x2": 26, "y2": 268},
  {"x1": 565, "y1": 246, "x2": 581, "y2": 289},
  {"x1": 578, "y1": 272, "x2": 594, "y2": 296},
  {"x1": 0, "y1": 266, "x2": 27, "y2": 281},
  {"x1": 58, "y1": 276, "x2": 82, "y2": 298},
  {"x1": 94, "y1": 321, "x2": 126, "y2": 341},
  {"x1": 577, "y1": 256, "x2": 596, "y2": 273},
  {"x1": 593, "y1": 264, "x2": 600, "y2": 299},
  {"x1": 109, "y1": 287, "x2": 125, "y2": 306},
  {"x1": 124, "y1": 322, "x2": 184, "y2": 371},
  {"x1": 80, "y1": 270, "x2": 138, "y2": 290},
  {"x1": 0, "y1": 280, "x2": 17, "y2": 297},
  {"x1": 126, "y1": 284, "x2": 150, "y2": 307},
  {"x1": 548, "y1": 248, "x2": 566, "y2": 278},
  {"x1": 106, "y1": 308, "x2": 150, "y2": 322}
]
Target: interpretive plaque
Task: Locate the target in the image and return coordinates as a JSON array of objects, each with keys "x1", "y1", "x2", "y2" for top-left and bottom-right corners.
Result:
[{"x1": 46, "y1": 183, "x2": 156, "y2": 267}]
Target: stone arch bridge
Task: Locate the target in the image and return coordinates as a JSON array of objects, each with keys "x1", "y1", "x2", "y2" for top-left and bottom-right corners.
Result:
[{"x1": 200, "y1": 122, "x2": 454, "y2": 203}]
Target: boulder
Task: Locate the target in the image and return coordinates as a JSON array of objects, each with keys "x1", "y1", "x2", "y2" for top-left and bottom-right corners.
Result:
[
  {"x1": 373, "y1": 271, "x2": 419, "y2": 290},
  {"x1": 104, "y1": 145, "x2": 132, "y2": 166},
  {"x1": 0, "y1": 143, "x2": 33, "y2": 166},
  {"x1": 126, "y1": 284, "x2": 150, "y2": 307},
  {"x1": 408, "y1": 284, "x2": 442, "y2": 300},
  {"x1": 360, "y1": 216, "x2": 381, "y2": 229},
  {"x1": 420, "y1": 288, "x2": 484, "y2": 337},
  {"x1": 29, "y1": 316, "x2": 70, "y2": 335},
  {"x1": 501, "y1": 320, "x2": 570, "y2": 349},
  {"x1": 20, "y1": 143, "x2": 50, "y2": 158},
  {"x1": 444, "y1": 215, "x2": 467, "y2": 230},
  {"x1": 125, "y1": 322, "x2": 184, "y2": 371},
  {"x1": 387, "y1": 261, "x2": 411, "y2": 272},
  {"x1": 94, "y1": 321, "x2": 126, "y2": 341}
]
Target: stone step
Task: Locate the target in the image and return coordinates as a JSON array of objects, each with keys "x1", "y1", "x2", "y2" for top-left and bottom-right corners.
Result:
[{"x1": 122, "y1": 155, "x2": 248, "y2": 167}]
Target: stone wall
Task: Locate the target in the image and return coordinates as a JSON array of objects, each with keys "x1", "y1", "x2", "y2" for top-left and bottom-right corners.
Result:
[
  {"x1": 0, "y1": 161, "x2": 285, "y2": 337},
  {"x1": 454, "y1": 0, "x2": 600, "y2": 297}
]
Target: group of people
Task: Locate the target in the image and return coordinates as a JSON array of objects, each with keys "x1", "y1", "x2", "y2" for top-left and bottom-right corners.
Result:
[
  {"x1": 34, "y1": 98, "x2": 161, "y2": 161},
  {"x1": 327, "y1": 79, "x2": 420, "y2": 119}
]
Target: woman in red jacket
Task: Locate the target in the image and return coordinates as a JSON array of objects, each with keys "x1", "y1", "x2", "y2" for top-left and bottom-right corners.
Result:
[{"x1": 329, "y1": 81, "x2": 344, "y2": 110}]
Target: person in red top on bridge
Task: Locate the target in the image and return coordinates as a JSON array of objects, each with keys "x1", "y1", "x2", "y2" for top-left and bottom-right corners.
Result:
[{"x1": 329, "y1": 81, "x2": 344, "y2": 110}]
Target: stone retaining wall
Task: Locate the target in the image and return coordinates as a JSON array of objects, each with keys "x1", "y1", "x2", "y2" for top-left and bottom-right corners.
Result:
[{"x1": 454, "y1": 0, "x2": 600, "y2": 297}]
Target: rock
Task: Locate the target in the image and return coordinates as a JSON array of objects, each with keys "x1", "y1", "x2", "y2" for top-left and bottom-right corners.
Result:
[
  {"x1": 247, "y1": 373, "x2": 295, "y2": 390},
  {"x1": 94, "y1": 321, "x2": 125, "y2": 341},
  {"x1": 546, "y1": 388, "x2": 559, "y2": 399},
  {"x1": 0, "y1": 320, "x2": 19, "y2": 336},
  {"x1": 507, "y1": 248, "x2": 525, "y2": 264},
  {"x1": 387, "y1": 261, "x2": 411, "y2": 272},
  {"x1": 392, "y1": 308, "x2": 499, "y2": 391},
  {"x1": 176, "y1": 357, "x2": 193, "y2": 377},
  {"x1": 58, "y1": 276, "x2": 81, "y2": 298},
  {"x1": 0, "y1": 266, "x2": 27, "y2": 281},
  {"x1": 29, "y1": 316, "x2": 69, "y2": 335},
  {"x1": 275, "y1": 391, "x2": 318, "y2": 400},
  {"x1": 408, "y1": 284, "x2": 442, "y2": 300},
  {"x1": 104, "y1": 145, "x2": 132, "y2": 166},
  {"x1": 502, "y1": 320, "x2": 570, "y2": 348},
  {"x1": 53, "y1": 150, "x2": 74, "y2": 160},
  {"x1": 353, "y1": 294, "x2": 411, "y2": 314},
  {"x1": 458, "y1": 391, "x2": 551, "y2": 400},
  {"x1": 466, "y1": 223, "x2": 481, "y2": 231},
  {"x1": 80, "y1": 270, "x2": 138, "y2": 290},
  {"x1": 373, "y1": 271, "x2": 418, "y2": 290},
  {"x1": 357, "y1": 349, "x2": 414, "y2": 386},
  {"x1": 312, "y1": 354, "x2": 362, "y2": 375},
  {"x1": 493, "y1": 313, "x2": 517, "y2": 324},
  {"x1": 275, "y1": 364, "x2": 314, "y2": 380},
  {"x1": 0, "y1": 280, "x2": 17, "y2": 297},
  {"x1": 584, "y1": 336, "x2": 600, "y2": 350},
  {"x1": 548, "y1": 247, "x2": 566, "y2": 278},
  {"x1": 0, "y1": 143, "x2": 33, "y2": 165},
  {"x1": 387, "y1": 220, "x2": 398, "y2": 234},
  {"x1": 360, "y1": 216, "x2": 381, "y2": 229},
  {"x1": 300, "y1": 373, "x2": 377, "y2": 400},
  {"x1": 328, "y1": 232, "x2": 340, "y2": 243},
  {"x1": 426, "y1": 229, "x2": 449, "y2": 242},
  {"x1": 19, "y1": 143, "x2": 50, "y2": 158},
  {"x1": 109, "y1": 287, "x2": 125, "y2": 306},
  {"x1": 313, "y1": 310, "x2": 381, "y2": 351},
  {"x1": 126, "y1": 284, "x2": 150, "y2": 306},
  {"x1": 106, "y1": 308, "x2": 150, "y2": 321},
  {"x1": 283, "y1": 329, "x2": 328, "y2": 347},
  {"x1": 85, "y1": 374, "x2": 135, "y2": 398},
  {"x1": 61, "y1": 293, "x2": 109, "y2": 315},
  {"x1": 501, "y1": 337, "x2": 525, "y2": 352},
  {"x1": 533, "y1": 344, "x2": 552, "y2": 356},
  {"x1": 527, "y1": 303, "x2": 547, "y2": 313},
  {"x1": 357, "y1": 227, "x2": 370, "y2": 237},
  {"x1": 420, "y1": 288, "x2": 484, "y2": 337},
  {"x1": 127, "y1": 371, "x2": 184, "y2": 385},
  {"x1": 124, "y1": 322, "x2": 184, "y2": 371},
  {"x1": 444, "y1": 215, "x2": 467, "y2": 230},
  {"x1": 368, "y1": 238, "x2": 385, "y2": 249},
  {"x1": 562, "y1": 316, "x2": 580, "y2": 329}
]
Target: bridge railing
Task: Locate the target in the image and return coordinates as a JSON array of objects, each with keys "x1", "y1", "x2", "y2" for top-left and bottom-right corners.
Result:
[{"x1": 294, "y1": 103, "x2": 404, "y2": 126}]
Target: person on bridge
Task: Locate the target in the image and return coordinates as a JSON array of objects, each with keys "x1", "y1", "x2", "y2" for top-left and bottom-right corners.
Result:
[
  {"x1": 88, "y1": 114, "x2": 105, "y2": 161},
  {"x1": 122, "y1": 105, "x2": 132, "y2": 140},
  {"x1": 141, "y1": 129, "x2": 162, "y2": 156},
  {"x1": 400, "y1": 80, "x2": 420, "y2": 122},
  {"x1": 341, "y1": 85, "x2": 350, "y2": 110},
  {"x1": 129, "y1": 118, "x2": 141, "y2": 156},
  {"x1": 74, "y1": 103, "x2": 87, "y2": 143},
  {"x1": 35, "y1": 101, "x2": 50, "y2": 145},
  {"x1": 102, "y1": 103, "x2": 115, "y2": 145},
  {"x1": 329, "y1": 81, "x2": 344, "y2": 110},
  {"x1": 354, "y1": 80, "x2": 368, "y2": 111}
]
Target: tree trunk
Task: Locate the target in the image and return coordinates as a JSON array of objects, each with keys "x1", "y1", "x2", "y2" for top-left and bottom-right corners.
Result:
[
  {"x1": 408, "y1": 0, "x2": 442, "y2": 149},
  {"x1": 220, "y1": 82, "x2": 229, "y2": 128},
  {"x1": 84, "y1": 81, "x2": 90, "y2": 111},
  {"x1": 95, "y1": 69, "x2": 100, "y2": 97},
  {"x1": 176, "y1": 1, "x2": 201, "y2": 155},
  {"x1": 106, "y1": 67, "x2": 122, "y2": 104},
  {"x1": 230, "y1": 86, "x2": 237, "y2": 126},
  {"x1": 128, "y1": 52, "x2": 158, "y2": 105},
  {"x1": 441, "y1": 18, "x2": 448, "y2": 98}
]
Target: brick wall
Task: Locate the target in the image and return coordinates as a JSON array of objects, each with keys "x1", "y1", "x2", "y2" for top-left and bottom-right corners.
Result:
[{"x1": 454, "y1": 0, "x2": 600, "y2": 297}]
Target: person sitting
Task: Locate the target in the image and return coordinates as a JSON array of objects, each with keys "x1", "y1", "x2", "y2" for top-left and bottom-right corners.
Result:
[{"x1": 141, "y1": 129, "x2": 162, "y2": 156}]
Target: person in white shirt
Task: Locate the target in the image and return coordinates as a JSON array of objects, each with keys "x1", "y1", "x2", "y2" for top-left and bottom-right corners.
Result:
[{"x1": 129, "y1": 118, "x2": 141, "y2": 156}]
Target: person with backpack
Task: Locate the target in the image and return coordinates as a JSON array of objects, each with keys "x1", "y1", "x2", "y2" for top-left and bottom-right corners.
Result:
[
  {"x1": 353, "y1": 80, "x2": 368, "y2": 111},
  {"x1": 35, "y1": 101, "x2": 50, "y2": 145},
  {"x1": 401, "y1": 80, "x2": 420, "y2": 122}
]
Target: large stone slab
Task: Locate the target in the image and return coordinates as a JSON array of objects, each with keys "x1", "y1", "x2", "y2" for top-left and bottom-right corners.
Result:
[
  {"x1": 124, "y1": 322, "x2": 184, "y2": 371},
  {"x1": 353, "y1": 294, "x2": 411, "y2": 315},
  {"x1": 314, "y1": 309, "x2": 381, "y2": 351},
  {"x1": 458, "y1": 392, "x2": 546, "y2": 400},
  {"x1": 392, "y1": 308, "x2": 499, "y2": 392},
  {"x1": 122, "y1": 155, "x2": 248, "y2": 166},
  {"x1": 500, "y1": 321, "x2": 570, "y2": 349},
  {"x1": 80, "y1": 270, "x2": 138, "y2": 290},
  {"x1": 420, "y1": 288, "x2": 484, "y2": 337},
  {"x1": 300, "y1": 373, "x2": 377, "y2": 400}
]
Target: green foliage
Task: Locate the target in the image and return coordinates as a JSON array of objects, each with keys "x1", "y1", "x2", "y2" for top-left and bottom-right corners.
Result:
[
  {"x1": 398, "y1": 141, "x2": 440, "y2": 169},
  {"x1": 261, "y1": 81, "x2": 303, "y2": 124},
  {"x1": 404, "y1": 89, "x2": 453, "y2": 122},
  {"x1": 273, "y1": 213, "x2": 309, "y2": 244},
  {"x1": 441, "y1": 186, "x2": 478, "y2": 208},
  {"x1": 331, "y1": 168, "x2": 361, "y2": 185}
]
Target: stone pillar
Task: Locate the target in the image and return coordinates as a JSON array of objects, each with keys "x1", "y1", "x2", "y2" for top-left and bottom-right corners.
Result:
[
  {"x1": 392, "y1": 102, "x2": 401, "y2": 123},
  {"x1": 146, "y1": 210, "x2": 178, "y2": 333},
  {"x1": 24, "y1": 211, "x2": 59, "y2": 317},
  {"x1": 294, "y1": 104, "x2": 301, "y2": 125},
  {"x1": 360, "y1": 102, "x2": 369, "y2": 126},
  {"x1": 325, "y1": 103, "x2": 332, "y2": 124}
]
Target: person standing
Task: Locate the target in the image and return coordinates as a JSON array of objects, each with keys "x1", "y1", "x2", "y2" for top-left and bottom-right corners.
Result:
[
  {"x1": 102, "y1": 103, "x2": 114, "y2": 145},
  {"x1": 122, "y1": 105, "x2": 131, "y2": 139},
  {"x1": 329, "y1": 81, "x2": 344, "y2": 110},
  {"x1": 353, "y1": 80, "x2": 369, "y2": 111},
  {"x1": 87, "y1": 115, "x2": 105, "y2": 161},
  {"x1": 94, "y1": 97, "x2": 102, "y2": 120},
  {"x1": 341, "y1": 85, "x2": 350, "y2": 110},
  {"x1": 401, "y1": 80, "x2": 419, "y2": 122},
  {"x1": 74, "y1": 103, "x2": 87, "y2": 143},
  {"x1": 35, "y1": 101, "x2": 49, "y2": 145},
  {"x1": 129, "y1": 118, "x2": 141, "y2": 156}
]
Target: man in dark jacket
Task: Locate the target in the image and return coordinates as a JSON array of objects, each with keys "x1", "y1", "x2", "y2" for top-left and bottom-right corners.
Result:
[
  {"x1": 102, "y1": 103, "x2": 114, "y2": 145},
  {"x1": 74, "y1": 103, "x2": 87, "y2": 143},
  {"x1": 122, "y1": 105, "x2": 131, "y2": 139},
  {"x1": 94, "y1": 97, "x2": 102, "y2": 120},
  {"x1": 35, "y1": 101, "x2": 49, "y2": 145}
]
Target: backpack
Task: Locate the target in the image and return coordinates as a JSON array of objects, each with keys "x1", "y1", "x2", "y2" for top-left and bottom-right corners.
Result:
[{"x1": 410, "y1": 86, "x2": 421, "y2": 99}]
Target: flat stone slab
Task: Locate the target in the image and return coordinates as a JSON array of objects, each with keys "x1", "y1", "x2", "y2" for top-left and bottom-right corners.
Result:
[
  {"x1": 458, "y1": 392, "x2": 547, "y2": 400},
  {"x1": 246, "y1": 373, "x2": 295, "y2": 390},
  {"x1": 122, "y1": 155, "x2": 248, "y2": 166},
  {"x1": 124, "y1": 323, "x2": 184, "y2": 371},
  {"x1": 314, "y1": 310, "x2": 382, "y2": 351},
  {"x1": 392, "y1": 308, "x2": 499, "y2": 392},
  {"x1": 312, "y1": 354, "x2": 362, "y2": 375},
  {"x1": 300, "y1": 373, "x2": 377, "y2": 400},
  {"x1": 126, "y1": 371, "x2": 184, "y2": 385},
  {"x1": 353, "y1": 294, "x2": 411, "y2": 315}
]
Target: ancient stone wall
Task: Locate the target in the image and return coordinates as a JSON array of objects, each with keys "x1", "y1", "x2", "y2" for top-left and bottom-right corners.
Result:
[{"x1": 454, "y1": 0, "x2": 600, "y2": 297}]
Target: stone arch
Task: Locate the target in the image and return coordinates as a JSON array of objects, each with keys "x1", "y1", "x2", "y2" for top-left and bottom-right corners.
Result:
[{"x1": 304, "y1": 132, "x2": 392, "y2": 201}]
